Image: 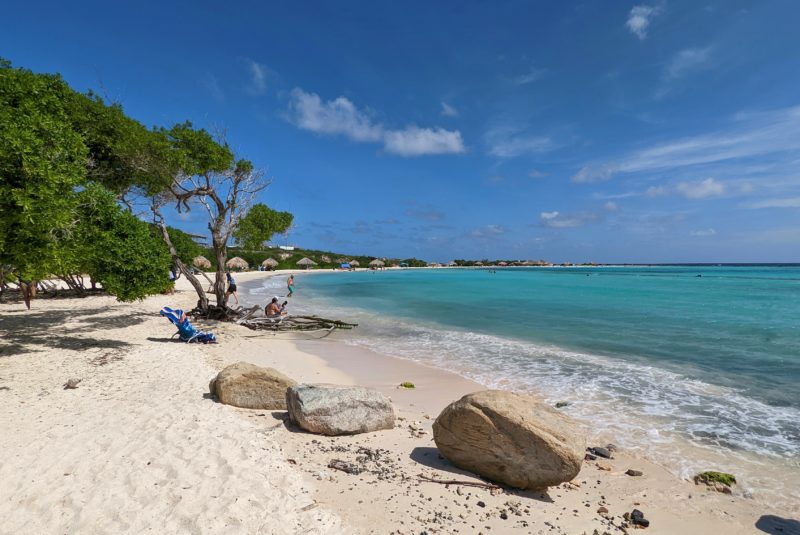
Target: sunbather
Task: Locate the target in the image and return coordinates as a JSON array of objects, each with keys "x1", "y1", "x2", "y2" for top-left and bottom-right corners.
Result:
[{"x1": 265, "y1": 297, "x2": 288, "y2": 318}]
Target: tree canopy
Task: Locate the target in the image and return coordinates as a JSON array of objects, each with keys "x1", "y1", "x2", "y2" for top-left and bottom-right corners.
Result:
[
  {"x1": 0, "y1": 60, "x2": 172, "y2": 299},
  {"x1": 233, "y1": 204, "x2": 294, "y2": 250}
]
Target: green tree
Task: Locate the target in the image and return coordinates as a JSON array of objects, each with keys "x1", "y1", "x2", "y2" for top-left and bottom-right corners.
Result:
[
  {"x1": 0, "y1": 60, "x2": 172, "y2": 301},
  {"x1": 164, "y1": 226, "x2": 204, "y2": 265},
  {"x1": 0, "y1": 60, "x2": 88, "y2": 280},
  {"x1": 233, "y1": 204, "x2": 293, "y2": 250}
]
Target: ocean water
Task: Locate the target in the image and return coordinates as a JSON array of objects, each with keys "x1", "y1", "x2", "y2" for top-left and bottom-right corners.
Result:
[{"x1": 247, "y1": 266, "x2": 800, "y2": 503}]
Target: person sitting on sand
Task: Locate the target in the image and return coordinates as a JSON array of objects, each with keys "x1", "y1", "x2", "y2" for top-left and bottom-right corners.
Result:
[
  {"x1": 225, "y1": 270, "x2": 239, "y2": 305},
  {"x1": 265, "y1": 297, "x2": 288, "y2": 317}
]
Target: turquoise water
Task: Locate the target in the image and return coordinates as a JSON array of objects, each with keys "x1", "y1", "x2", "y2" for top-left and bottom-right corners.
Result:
[{"x1": 248, "y1": 266, "x2": 800, "y2": 500}]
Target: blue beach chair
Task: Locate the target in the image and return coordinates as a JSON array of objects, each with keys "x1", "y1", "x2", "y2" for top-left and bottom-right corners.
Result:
[{"x1": 159, "y1": 306, "x2": 218, "y2": 344}]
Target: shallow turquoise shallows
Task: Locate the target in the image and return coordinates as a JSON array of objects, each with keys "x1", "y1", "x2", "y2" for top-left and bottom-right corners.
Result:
[{"x1": 258, "y1": 266, "x2": 800, "y2": 464}]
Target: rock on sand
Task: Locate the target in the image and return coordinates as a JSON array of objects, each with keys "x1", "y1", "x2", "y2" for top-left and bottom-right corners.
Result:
[
  {"x1": 210, "y1": 362, "x2": 296, "y2": 410},
  {"x1": 286, "y1": 384, "x2": 395, "y2": 435},
  {"x1": 433, "y1": 390, "x2": 586, "y2": 489}
]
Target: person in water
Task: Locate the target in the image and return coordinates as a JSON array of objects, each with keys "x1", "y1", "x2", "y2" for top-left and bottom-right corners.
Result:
[
  {"x1": 287, "y1": 274, "x2": 295, "y2": 297},
  {"x1": 225, "y1": 270, "x2": 239, "y2": 305},
  {"x1": 265, "y1": 297, "x2": 288, "y2": 317}
]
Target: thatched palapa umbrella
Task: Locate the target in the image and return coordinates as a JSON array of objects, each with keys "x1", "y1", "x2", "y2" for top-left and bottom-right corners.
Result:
[
  {"x1": 226, "y1": 257, "x2": 249, "y2": 271},
  {"x1": 349, "y1": 260, "x2": 360, "y2": 267},
  {"x1": 192, "y1": 256, "x2": 212, "y2": 270},
  {"x1": 296, "y1": 257, "x2": 317, "y2": 270},
  {"x1": 369, "y1": 259, "x2": 385, "y2": 269},
  {"x1": 261, "y1": 258, "x2": 279, "y2": 270}
]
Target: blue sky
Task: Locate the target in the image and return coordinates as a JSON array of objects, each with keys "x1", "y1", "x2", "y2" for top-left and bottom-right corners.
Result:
[{"x1": 4, "y1": 1, "x2": 800, "y2": 262}]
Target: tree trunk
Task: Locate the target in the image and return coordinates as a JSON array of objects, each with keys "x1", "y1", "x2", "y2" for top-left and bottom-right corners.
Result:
[
  {"x1": 157, "y1": 221, "x2": 208, "y2": 311},
  {"x1": 212, "y1": 233, "x2": 227, "y2": 307}
]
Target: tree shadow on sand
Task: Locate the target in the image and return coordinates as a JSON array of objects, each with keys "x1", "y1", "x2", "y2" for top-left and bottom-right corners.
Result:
[
  {"x1": 0, "y1": 307, "x2": 144, "y2": 357},
  {"x1": 409, "y1": 446, "x2": 554, "y2": 503},
  {"x1": 756, "y1": 515, "x2": 800, "y2": 535}
]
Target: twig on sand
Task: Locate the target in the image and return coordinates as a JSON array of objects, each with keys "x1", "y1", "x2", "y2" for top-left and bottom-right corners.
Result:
[{"x1": 417, "y1": 474, "x2": 502, "y2": 490}]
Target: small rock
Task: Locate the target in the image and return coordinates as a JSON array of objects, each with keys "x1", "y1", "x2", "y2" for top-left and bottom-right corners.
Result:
[
  {"x1": 477, "y1": 501, "x2": 486, "y2": 508},
  {"x1": 597, "y1": 506, "x2": 609, "y2": 515},
  {"x1": 589, "y1": 446, "x2": 612, "y2": 459},
  {"x1": 626, "y1": 469, "x2": 643, "y2": 477},
  {"x1": 606, "y1": 443, "x2": 618, "y2": 452},
  {"x1": 63, "y1": 378, "x2": 82, "y2": 390},
  {"x1": 554, "y1": 401, "x2": 570, "y2": 408},
  {"x1": 585, "y1": 453, "x2": 597, "y2": 461},
  {"x1": 630, "y1": 509, "x2": 650, "y2": 528},
  {"x1": 500, "y1": 512, "x2": 508, "y2": 520},
  {"x1": 597, "y1": 462, "x2": 612, "y2": 471}
]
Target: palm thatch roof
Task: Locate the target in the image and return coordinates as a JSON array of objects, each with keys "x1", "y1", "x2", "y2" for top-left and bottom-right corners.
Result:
[
  {"x1": 369, "y1": 259, "x2": 385, "y2": 267},
  {"x1": 192, "y1": 256, "x2": 212, "y2": 269},
  {"x1": 296, "y1": 257, "x2": 317, "y2": 266},
  {"x1": 261, "y1": 258, "x2": 279, "y2": 267},
  {"x1": 348, "y1": 260, "x2": 360, "y2": 267},
  {"x1": 226, "y1": 257, "x2": 249, "y2": 270}
]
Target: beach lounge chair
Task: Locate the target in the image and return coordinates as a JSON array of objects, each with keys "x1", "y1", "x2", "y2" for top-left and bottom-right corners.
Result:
[{"x1": 159, "y1": 306, "x2": 217, "y2": 344}]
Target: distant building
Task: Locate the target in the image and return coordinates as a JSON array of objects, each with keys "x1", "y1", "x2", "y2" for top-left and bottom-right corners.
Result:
[
  {"x1": 186, "y1": 232, "x2": 208, "y2": 246},
  {"x1": 278, "y1": 245, "x2": 295, "y2": 251}
]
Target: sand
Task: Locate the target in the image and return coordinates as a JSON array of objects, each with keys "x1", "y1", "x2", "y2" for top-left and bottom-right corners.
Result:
[{"x1": 1, "y1": 270, "x2": 796, "y2": 534}]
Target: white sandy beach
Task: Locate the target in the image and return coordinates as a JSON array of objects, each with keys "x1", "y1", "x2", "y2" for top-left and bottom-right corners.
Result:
[{"x1": 0, "y1": 271, "x2": 796, "y2": 534}]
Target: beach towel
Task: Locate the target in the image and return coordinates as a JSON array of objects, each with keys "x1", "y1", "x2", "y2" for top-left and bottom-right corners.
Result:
[{"x1": 159, "y1": 306, "x2": 217, "y2": 344}]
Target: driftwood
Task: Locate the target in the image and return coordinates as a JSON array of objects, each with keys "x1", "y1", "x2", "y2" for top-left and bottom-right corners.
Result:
[
  {"x1": 240, "y1": 315, "x2": 358, "y2": 332},
  {"x1": 417, "y1": 474, "x2": 502, "y2": 490}
]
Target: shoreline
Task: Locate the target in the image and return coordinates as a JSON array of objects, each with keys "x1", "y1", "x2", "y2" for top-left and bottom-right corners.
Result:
[
  {"x1": 233, "y1": 271, "x2": 796, "y2": 532},
  {"x1": 241, "y1": 270, "x2": 800, "y2": 511},
  {"x1": 0, "y1": 271, "x2": 795, "y2": 533}
]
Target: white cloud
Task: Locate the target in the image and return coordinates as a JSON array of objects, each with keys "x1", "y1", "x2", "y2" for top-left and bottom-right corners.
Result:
[
  {"x1": 287, "y1": 88, "x2": 464, "y2": 156},
  {"x1": 471, "y1": 224, "x2": 508, "y2": 238},
  {"x1": 539, "y1": 211, "x2": 601, "y2": 228},
  {"x1": 441, "y1": 102, "x2": 459, "y2": 117},
  {"x1": 485, "y1": 127, "x2": 555, "y2": 158},
  {"x1": 200, "y1": 74, "x2": 224, "y2": 101},
  {"x1": 645, "y1": 185, "x2": 667, "y2": 197},
  {"x1": 383, "y1": 126, "x2": 465, "y2": 156},
  {"x1": 676, "y1": 178, "x2": 725, "y2": 199},
  {"x1": 571, "y1": 106, "x2": 800, "y2": 183},
  {"x1": 528, "y1": 169, "x2": 546, "y2": 178},
  {"x1": 245, "y1": 60, "x2": 268, "y2": 95},
  {"x1": 690, "y1": 228, "x2": 717, "y2": 237},
  {"x1": 626, "y1": 5, "x2": 661, "y2": 39},
  {"x1": 513, "y1": 68, "x2": 546, "y2": 85},
  {"x1": 287, "y1": 88, "x2": 383, "y2": 142},
  {"x1": 604, "y1": 201, "x2": 619, "y2": 212},
  {"x1": 744, "y1": 197, "x2": 800, "y2": 209},
  {"x1": 664, "y1": 47, "x2": 712, "y2": 80},
  {"x1": 572, "y1": 163, "x2": 619, "y2": 183}
]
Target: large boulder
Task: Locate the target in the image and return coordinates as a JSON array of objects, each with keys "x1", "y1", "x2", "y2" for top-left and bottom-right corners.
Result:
[
  {"x1": 210, "y1": 362, "x2": 296, "y2": 410},
  {"x1": 433, "y1": 390, "x2": 585, "y2": 489},
  {"x1": 286, "y1": 384, "x2": 395, "y2": 435}
]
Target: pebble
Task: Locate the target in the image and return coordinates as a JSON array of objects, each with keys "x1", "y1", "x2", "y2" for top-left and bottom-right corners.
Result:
[
  {"x1": 589, "y1": 447, "x2": 612, "y2": 459},
  {"x1": 626, "y1": 469, "x2": 643, "y2": 477},
  {"x1": 597, "y1": 506, "x2": 609, "y2": 515},
  {"x1": 597, "y1": 462, "x2": 612, "y2": 471},
  {"x1": 477, "y1": 501, "x2": 486, "y2": 508}
]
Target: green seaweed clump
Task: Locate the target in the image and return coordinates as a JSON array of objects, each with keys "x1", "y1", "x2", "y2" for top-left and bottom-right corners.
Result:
[
  {"x1": 694, "y1": 471, "x2": 736, "y2": 487},
  {"x1": 399, "y1": 381, "x2": 415, "y2": 389}
]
